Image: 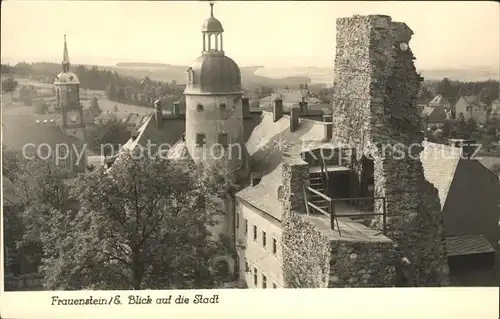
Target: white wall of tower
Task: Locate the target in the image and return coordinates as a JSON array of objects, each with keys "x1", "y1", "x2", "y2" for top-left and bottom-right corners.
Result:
[{"x1": 185, "y1": 94, "x2": 244, "y2": 170}]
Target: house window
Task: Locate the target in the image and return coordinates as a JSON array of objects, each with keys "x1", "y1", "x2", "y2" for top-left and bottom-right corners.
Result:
[
  {"x1": 253, "y1": 268, "x2": 258, "y2": 286},
  {"x1": 272, "y1": 238, "x2": 277, "y2": 254},
  {"x1": 58, "y1": 146, "x2": 68, "y2": 168},
  {"x1": 273, "y1": 283, "x2": 277, "y2": 288},
  {"x1": 196, "y1": 133, "x2": 206, "y2": 147},
  {"x1": 253, "y1": 225, "x2": 257, "y2": 241},
  {"x1": 262, "y1": 231, "x2": 267, "y2": 248},
  {"x1": 218, "y1": 132, "x2": 229, "y2": 147},
  {"x1": 197, "y1": 103, "x2": 204, "y2": 112},
  {"x1": 236, "y1": 213, "x2": 239, "y2": 229},
  {"x1": 262, "y1": 274, "x2": 267, "y2": 288},
  {"x1": 219, "y1": 103, "x2": 226, "y2": 110}
]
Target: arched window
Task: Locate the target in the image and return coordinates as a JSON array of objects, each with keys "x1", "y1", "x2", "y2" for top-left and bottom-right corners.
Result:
[{"x1": 186, "y1": 68, "x2": 193, "y2": 84}]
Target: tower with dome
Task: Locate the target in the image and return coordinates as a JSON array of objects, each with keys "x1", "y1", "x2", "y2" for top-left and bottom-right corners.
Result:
[{"x1": 184, "y1": 3, "x2": 247, "y2": 174}]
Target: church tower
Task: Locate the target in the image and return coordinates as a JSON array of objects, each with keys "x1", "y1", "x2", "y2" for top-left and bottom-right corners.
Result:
[
  {"x1": 54, "y1": 35, "x2": 85, "y2": 141},
  {"x1": 184, "y1": 3, "x2": 245, "y2": 171}
]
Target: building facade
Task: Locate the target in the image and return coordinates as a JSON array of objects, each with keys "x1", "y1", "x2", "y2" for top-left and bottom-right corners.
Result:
[{"x1": 455, "y1": 96, "x2": 488, "y2": 124}]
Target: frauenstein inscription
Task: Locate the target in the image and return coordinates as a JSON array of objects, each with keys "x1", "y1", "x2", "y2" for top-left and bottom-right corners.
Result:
[{"x1": 50, "y1": 294, "x2": 219, "y2": 306}]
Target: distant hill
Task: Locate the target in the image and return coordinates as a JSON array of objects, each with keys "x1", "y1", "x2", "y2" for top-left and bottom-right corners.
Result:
[
  {"x1": 116, "y1": 62, "x2": 172, "y2": 68},
  {"x1": 254, "y1": 66, "x2": 500, "y2": 84},
  {"x1": 111, "y1": 63, "x2": 311, "y2": 89}
]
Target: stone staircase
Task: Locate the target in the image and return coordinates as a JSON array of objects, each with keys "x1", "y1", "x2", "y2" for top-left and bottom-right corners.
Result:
[{"x1": 308, "y1": 171, "x2": 329, "y2": 213}]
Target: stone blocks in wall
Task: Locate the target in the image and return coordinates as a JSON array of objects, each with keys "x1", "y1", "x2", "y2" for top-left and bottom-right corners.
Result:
[
  {"x1": 328, "y1": 241, "x2": 396, "y2": 287},
  {"x1": 279, "y1": 155, "x2": 309, "y2": 214},
  {"x1": 331, "y1": 14, "x2": 448, "y2": 286}
]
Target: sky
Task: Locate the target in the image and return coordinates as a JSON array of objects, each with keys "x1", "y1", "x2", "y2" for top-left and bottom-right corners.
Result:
[{"x1": 1, "y1": 1, "x2": 499, "y2": 70}]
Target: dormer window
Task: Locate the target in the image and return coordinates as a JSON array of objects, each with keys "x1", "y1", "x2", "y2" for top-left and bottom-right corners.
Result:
[{"x1": 186, "y1": 67, "x2": 194, "y2": 84}]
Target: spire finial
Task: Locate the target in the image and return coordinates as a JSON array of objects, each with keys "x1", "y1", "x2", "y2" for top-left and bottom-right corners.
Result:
[
  {"x1": 210, "y1": 1, "x2": 214, "y2": 17},
  {"x1": 62, "y1": 34, "x2": 70, "y2": 72}
]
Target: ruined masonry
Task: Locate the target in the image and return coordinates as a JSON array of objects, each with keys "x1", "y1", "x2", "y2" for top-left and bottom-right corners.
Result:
[{"x1": 281, "y1": 15, "x2": 449, "y2": 288}]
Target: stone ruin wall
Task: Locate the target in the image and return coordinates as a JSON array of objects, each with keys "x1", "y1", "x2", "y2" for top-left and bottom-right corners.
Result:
[
  {"x1": 279, "y1": 156, "x2": 397, "y2": 287},
  {"x1": 331, "y1": 15, "x2": 449, "y2": 286}
]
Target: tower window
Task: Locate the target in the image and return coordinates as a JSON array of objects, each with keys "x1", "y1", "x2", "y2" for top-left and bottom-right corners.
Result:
[
  {"x1": 219, "y1": 103, "x2": 226, "y2": 110},
  {"x1": 186, "y1": 68, "x2": 193, "y2": 84},
  {"x1": 262, "y1": 231, "x2": 267, "y2": 248},
  {"x1": 262, "y1": 274, "x2": 267, "y2": 288},
  {"x1": 218, "y1": 132, "x2": 228, "y2": 147},
  {"x1": 197, "y1": 103, "x2": 204, "y2": 112},
  {"x1": 244, "y1": 219, "x2": 248, "y2": 236},
  {"x1": 236, "y1": 212, "x2": 239, "y2": 229},
  {"x1": 273, "y1": 238, "x2": 277, "y2": 254},
  {"x1": 196, "y1": 133, "x2": 206, "y2": 147},
  {"x1": 253, "y1": 225, "x2": 257, "y2": 241}
]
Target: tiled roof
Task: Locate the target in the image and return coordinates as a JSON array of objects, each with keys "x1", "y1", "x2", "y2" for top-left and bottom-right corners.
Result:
[
  {"x1": 429, "y1": 94, "x2": 449, "y2": 106},
  {"x1": 236, "y1": 164, "x2": 284, "y2": 220},
  {"x1": 445, "y1": 234, "x2": 495, "y2": 256},
  {"x1": 2, "y1": 114, "x2": 82, "y2": 151},
  {"x1": 422, "y1": 142, "x2": 500, "y2": 250},
  {"x1": 236, "y1": 112, "x2": 331, "y2": 217}
]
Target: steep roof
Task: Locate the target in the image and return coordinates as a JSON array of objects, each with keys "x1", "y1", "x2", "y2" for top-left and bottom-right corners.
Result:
[
  {"x1": 421, "y1": 105, "x2": 449, "y2": 124},
  {"x1": 421, "y1": 141, "x2": 500, "y2": 250},
  {"x1": 445, "y1": 234, "x2": 495, "y2": 257},
  {"x1": 236, "y1": 112, "x2": 332, "y2": 217},
  {"x1": 2, "y1": 114, "x2": 82, "y2": 151},
  {"x1": 429, "y1": 94, "x2": 450, "y2": 106},
  {"x1": 116, "y1": 109, "x2": 263, "y2": 161}
]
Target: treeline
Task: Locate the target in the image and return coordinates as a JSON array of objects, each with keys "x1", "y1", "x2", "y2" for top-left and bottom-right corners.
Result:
[
  {"x1": 433, "y1": 78, "x2": 499, "y2": 105},
  {"x1": 1, "y1": 62, "x2": 185, "y2": 108}
]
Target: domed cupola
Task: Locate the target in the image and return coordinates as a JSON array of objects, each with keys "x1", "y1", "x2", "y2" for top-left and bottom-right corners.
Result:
[
  {"x1": 184, "y1": 2, "x2": 242, "y2": 95},
  {"x1": 202, "y1": 3, "x2": 224, "y2": 33},
  {"x1": 54, "y1": 35, "x2": 80, "y2": 85}
]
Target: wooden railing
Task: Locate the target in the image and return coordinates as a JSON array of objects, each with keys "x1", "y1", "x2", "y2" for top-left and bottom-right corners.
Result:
[{"x1": 303, "y1": 186, "x2": 387, "y2": 237}]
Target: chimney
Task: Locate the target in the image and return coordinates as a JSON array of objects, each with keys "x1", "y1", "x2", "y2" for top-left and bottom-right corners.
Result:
[
  {"x1": 290, "y1": 106, "x2": 300, "y2": 132},
  {"x1": 250, "y1": 172, "x2": 262, "y2": 186},
  {"x1": 154, "y1": 100, "x2": 163, "y2": 128},
  {"x1": 242, "y1": 97, "x2": 250, "y2": 118},
  {"x1": 172, "y1": 101, "x2": 180, "y2": 117},
  {"x1": 323, "y1": 114, "x2": 333, "y2": 141},
  {"x1": 273, "y1": 98, "x2": 283, "y2": 122},
  {"x1": 299, "y1": 97, "x2": 309, "y2": 115}
]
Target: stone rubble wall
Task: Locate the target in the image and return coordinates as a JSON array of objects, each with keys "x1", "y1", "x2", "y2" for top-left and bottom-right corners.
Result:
[
  {"x1": 279, "y1": 155, "x2": 331, "y2": 288},
  {"x1": 331, "y1": 15, "x2": 449, "y2": 286},
  {"x1": 328, "y1": 241, "x2": 396, "y2": 287}
]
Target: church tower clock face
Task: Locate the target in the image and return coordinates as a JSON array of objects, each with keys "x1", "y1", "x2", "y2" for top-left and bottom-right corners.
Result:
[{"x1": 54, "y1": 35, "x2": 86, "y2": 141}]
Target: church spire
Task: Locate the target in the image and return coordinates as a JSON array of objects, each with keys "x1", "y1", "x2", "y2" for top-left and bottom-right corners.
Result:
[{"x1": 62, "y1": 34, "x2": 70, "y2": 72}]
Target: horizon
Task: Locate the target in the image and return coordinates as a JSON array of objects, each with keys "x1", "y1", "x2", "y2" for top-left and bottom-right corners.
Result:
[{"x1": 1, "y1": 1, "x2": 499, "y2": 70}]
